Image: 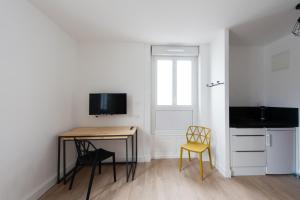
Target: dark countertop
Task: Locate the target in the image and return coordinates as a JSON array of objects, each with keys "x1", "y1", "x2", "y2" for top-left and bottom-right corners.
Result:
[
  {"x1": 230, "y1": 120, "x2": 298, "y2": 128},
  {"x1": 230, "y1": 106, "x2": 299, "y2": 128}
]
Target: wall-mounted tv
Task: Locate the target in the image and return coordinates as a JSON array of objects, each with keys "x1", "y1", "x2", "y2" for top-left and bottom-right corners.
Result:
[{"x1": 89, "y1": 93, "x2": 127, "y2": 115}]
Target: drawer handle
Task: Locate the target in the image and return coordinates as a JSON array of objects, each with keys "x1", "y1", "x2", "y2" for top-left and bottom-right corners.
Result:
[{"x1": 266, "y1": 134, "x2": 271, "y2": 147}]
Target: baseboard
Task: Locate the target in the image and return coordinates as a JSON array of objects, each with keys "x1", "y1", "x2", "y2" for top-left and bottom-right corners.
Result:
[
  {"x1": 215, "y1": 162, "x2": 223, "y2": 174},
  {"x1": 24, "y1": 173, "x2": 57, "y2": 200},
  {"x1": 142, "y1": 154, "x2": 151, "y2": 162},
  {"x1": 215, "y1": 162, "x2": 231, "y2": 178},
  {"x1": 101, "y1": 155, "x2": 151, "y2": 163},
  {"x1": 24, "y1": 161, "x2": 75, "y2": 200},
  {"x1": 151, "y1": 154, "x2": 209, "y2": 161}
]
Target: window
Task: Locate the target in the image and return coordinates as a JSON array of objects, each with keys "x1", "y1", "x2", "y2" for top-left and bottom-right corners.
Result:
[
  {"x1": 155, "y1": 57, "x2": 195, "y2": 106},
  {"x1": 176, "y1": 60, "x2": 192, "y2": 105},
  {"x1": 152, "y1": 46, "x2": 198, "y2": 141},
  {"x1": 156, "y1": 60, "x2": 173, "y2": 105}
]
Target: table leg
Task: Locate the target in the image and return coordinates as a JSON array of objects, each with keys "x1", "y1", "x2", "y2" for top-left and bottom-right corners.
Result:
[
  {"x1": 136, "y1": 130, "x2": 138, "y2": 163},
  {"x1": 131, "y1": 135, "x2": 134, "y2": 179},
  {"x1": 126, "y1": 138, "x2": 129, "y2": 182},
  {"x1": 63, "y1": 139, "x2": 66, "y2": 184},
  {"x1": 133, "y1": 130, "x2": 137, "y2": 180},
  {"x1": 57, "y1": 137, "x2": 61, "y2": 184}
]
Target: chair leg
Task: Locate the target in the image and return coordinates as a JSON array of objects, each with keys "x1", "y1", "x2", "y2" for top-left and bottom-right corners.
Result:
[
  {"x1": 86, "y1": 158, "x2": 98, "y2": 200},
  {"x1": 112, "y1": 154, "x2": 116, "y2": 182},
  {"x1": 69, "y1": 161, "x2": 78, "y2": 190},
  {"x1": 179, "y1": 147, "x2": 183, "y2": 171},
  {"x1": 208, "y1": 147, "x2": 213, "y2": 169},
  {"x1": 188, "y1": 151, "x2": 191, "y2": 162},
  {"x1": 99, "y1": 161, "x2": 101, "y2": 174},
  {"x1": 199, "y1": 152, "x2": 203, "y2": 180}
]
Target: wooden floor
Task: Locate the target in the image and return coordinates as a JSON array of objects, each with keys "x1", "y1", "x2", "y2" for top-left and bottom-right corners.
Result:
[{"x1": 40, "y1": 159, "x2": 300, "y2": 200}]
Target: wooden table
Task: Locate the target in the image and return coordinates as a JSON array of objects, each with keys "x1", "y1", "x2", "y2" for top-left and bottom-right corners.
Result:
[{"x1": 57, "y1": 126, "x2": 138, "y2": 184}]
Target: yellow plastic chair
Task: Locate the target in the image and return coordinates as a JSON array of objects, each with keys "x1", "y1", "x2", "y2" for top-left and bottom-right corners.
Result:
[{"x1": 179, "y1": 126, "x2": 213, "y2": 180}]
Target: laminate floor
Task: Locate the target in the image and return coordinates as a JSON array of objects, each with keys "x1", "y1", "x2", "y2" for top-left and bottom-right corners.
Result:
[{"x1": 40, "y1": 159, "x2": 300, "y2": 200}]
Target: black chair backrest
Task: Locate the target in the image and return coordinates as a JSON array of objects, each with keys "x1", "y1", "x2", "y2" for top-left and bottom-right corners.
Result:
[{"x1": 74, "y1": 138, "x2": 97, "y2": 164}]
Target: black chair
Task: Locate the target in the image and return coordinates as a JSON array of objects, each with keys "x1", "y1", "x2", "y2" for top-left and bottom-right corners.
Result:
[{"x1": 69, "y1": 138, "x2": 116, "y2": 200}]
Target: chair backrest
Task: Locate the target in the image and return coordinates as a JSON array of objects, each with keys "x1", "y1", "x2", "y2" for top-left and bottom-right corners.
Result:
[
  {"x1": 74, "y1": 138, "x2": 97, "y2": 163},
  {"x1": 186, "y1": 126, "x2": 211, "y2": 146}
]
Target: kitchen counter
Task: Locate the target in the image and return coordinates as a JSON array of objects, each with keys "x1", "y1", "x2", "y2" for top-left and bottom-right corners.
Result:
[
  {"x1": 230, "y1": 121, "x2": 298, "y2": 128},
  {"x1": 230, "y1": 107, "x2": 299, "y2": 128}
]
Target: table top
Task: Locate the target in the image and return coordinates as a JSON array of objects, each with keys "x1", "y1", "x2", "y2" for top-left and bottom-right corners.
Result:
[{"x1": 59, "y1": 126, "x2": 137, "y2": 137}]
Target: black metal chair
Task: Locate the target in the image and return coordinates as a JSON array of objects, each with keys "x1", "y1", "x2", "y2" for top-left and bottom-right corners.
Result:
[{"x1": 69, "y1": 138, "x2": 116, "y2": 200}]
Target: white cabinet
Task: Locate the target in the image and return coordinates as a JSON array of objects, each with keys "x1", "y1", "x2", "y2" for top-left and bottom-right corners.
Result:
[
  {"x1": 266, "y1": 128, "x2": 296, "y2": 174},
  {"x1": 230, "y1": 127, "x2": 297, "y2": 176},
  {"x1": 230, "y1": 128, "x2": 266, "y2": 176}
]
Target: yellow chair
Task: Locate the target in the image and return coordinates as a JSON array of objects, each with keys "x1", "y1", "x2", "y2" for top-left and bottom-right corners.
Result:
[{"x1": 179, "y1": 126, "x2": 213, "y2": 180}]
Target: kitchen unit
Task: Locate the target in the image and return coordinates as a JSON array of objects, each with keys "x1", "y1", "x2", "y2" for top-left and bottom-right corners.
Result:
[{"x1": 230, "y1": 107, "x2": 298, "y2": 176}]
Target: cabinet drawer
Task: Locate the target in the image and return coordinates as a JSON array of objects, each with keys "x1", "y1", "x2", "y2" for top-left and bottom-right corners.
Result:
[
  {"x1": 230, "y1": 128, "x2": 265, "y2": 136},
  {"x1": 231, "y1": 151, "x2": 266, "y2": 167},
  {"x1": 231, "y1": 135, "x2": 265, "y2": 151}
]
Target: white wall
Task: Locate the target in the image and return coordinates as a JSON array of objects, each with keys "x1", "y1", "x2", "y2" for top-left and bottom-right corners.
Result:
[
  {"x1": 229, "y1": 46, "x2": 265, "y2": 106},
  {"x1": 74, "y1": 42, "x2": 151, "y2": 162},
  {"x1": 208, "y1": 30, "x2": 230, "y2": 177},
  {"x1": 264, "y1": 34, "x2": 300, "y2": 175},
  {"x1": 198, "y1": 44, "x2": 210, "y2": 126},
  {"x1": 264, "y1": 35, "x2": 300, "y2": 108},
  {"x1": 0, "y1": 1, "x2": 78, "y2": 200}
]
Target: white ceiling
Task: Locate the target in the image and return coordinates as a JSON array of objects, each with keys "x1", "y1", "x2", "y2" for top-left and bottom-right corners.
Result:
[{"x1": 29, "y1": 0, "x2": 300, "y2": 45}]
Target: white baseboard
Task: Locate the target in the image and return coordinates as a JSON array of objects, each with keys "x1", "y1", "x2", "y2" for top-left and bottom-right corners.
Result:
[
  {"x1": 24, "y1": 174, "x2": 56, "y2": 200},
  {"x1": 215, "y1": 162, "x2": 232, "y2": 178},
  {"x1": 142, "y1": 154, "x2": 151, "y2": 162},
  {"x1": 101, "y1": 155, "x2": 151, "y2": 163},
  {"x1": 151, "y1": 154, "x2": 209, "y2": 161},
  {"x1": 24, "y1": 161, "x2": 75, "y2": 200},
  {"x1": 137, "y1": 155, "x2": 151, "y2": 162}
]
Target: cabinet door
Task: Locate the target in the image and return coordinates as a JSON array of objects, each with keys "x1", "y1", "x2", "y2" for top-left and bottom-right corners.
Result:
[{"x1": 266, "y1": 130, "x2": 295, "y2": 174}]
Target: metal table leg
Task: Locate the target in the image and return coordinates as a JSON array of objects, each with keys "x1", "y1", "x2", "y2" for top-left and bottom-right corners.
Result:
[
  {"x1": 131, "y1": 134, "x2": 134, "y2": 180},
  {"x1": 63, "y1": 139, "x2": 66, "y2": 184},
  {"x1": 126, "y1": 138, "x2": 129, "y2": 182},
  {"x1": 132, "y1": 130, "x2": 137, "y2": 180},
  {"x1": 57, "y1": 137, "x2": 61, "y2": 184}
]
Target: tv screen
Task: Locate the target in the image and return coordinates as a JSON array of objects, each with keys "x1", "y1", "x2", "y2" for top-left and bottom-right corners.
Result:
[{"x1": 89, "y1": 93, "x2": 127, "y2": 115}]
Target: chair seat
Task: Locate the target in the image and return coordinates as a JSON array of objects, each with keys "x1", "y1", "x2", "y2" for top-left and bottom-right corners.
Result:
[
  {"x1": 97, "y1": 148, "x2": 115, "y2": 160},
  {"x1": 181, "y1": 143, "x2": 208, "y2": 153},
  {"x1": 78, "y1": 148, "x2": 114, "y2": 165}
]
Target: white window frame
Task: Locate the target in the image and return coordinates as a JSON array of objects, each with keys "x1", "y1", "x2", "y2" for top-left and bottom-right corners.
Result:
[
  {"x1": 153, "y1": 56, "x2": 198, "y2": 109},
  {"x1": 151, "y1": 56, "x2": 198, "y2": 135}
]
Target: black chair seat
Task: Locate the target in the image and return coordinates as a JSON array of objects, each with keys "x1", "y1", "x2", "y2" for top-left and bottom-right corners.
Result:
[
  {"x1": 77, "y1": 148, "x2": 114, "y2": 165},
  {"x1": 69, "y1": 139, "x2": 116, "y2": 200}
]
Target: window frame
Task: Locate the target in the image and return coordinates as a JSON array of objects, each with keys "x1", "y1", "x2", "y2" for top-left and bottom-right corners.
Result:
[{"x1": 152, "y1": 56, "x2": 198, "y2": 110}]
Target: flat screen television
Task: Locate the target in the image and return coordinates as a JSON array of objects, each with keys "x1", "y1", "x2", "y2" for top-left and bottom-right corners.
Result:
[{"x1": 89, "y1": 93, "x2": 127, "y2": 115}]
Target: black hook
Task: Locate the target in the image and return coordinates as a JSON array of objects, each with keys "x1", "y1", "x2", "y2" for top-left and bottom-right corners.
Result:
[{"x1": 206, "y1": 81, "x2": 224, "y2": 87}]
